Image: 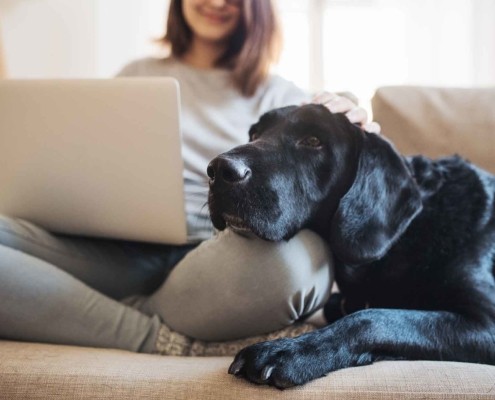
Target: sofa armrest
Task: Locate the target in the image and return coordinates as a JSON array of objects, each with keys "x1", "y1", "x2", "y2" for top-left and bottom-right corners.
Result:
[{"x1": 371, "y1": 86, "x2": 495, "y2": 173}]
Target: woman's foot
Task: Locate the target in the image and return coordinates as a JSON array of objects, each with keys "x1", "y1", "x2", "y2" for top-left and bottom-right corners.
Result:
[
  {"x1": 153, "y1": 323, "x2": 193, "y2": 356},
  {"x1": 153, "y1": 322, "x2": 317, "y2": 357}
]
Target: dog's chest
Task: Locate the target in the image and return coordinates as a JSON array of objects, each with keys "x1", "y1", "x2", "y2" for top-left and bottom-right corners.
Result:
[{"x1": 335, "y1": 261, "x2": 418, "y2": 310}]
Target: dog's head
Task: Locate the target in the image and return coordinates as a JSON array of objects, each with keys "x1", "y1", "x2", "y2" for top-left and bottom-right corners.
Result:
[{"x1": 207, "y1": 104, "x2": 422, "y2": 264}]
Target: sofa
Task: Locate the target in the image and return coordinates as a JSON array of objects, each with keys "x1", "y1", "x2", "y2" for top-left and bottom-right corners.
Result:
[{"x1": 1, "y1": 86, "x2": 495, "y2": 399}]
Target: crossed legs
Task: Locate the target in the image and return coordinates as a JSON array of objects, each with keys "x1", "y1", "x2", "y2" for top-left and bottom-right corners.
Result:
[{"x1": 0, "y1": 215, "x2": 333, "y2": 353}]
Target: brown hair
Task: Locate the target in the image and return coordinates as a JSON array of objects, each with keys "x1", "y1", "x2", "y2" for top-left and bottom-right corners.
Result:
[{"x1": 161, "y1": 0, "x2": 282, "y2": 97}]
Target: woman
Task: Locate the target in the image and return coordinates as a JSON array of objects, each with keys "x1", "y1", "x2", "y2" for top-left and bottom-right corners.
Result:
[{"x1": 0, "y1": 0, "x2": 377, "y2": 356}]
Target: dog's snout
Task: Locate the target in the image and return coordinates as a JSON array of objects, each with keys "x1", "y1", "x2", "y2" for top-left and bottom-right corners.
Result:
[{"x1": 207, "y1": 157, "x2": 251, "y2": 184}]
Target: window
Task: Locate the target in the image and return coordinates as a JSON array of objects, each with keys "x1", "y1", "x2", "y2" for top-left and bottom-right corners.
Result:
[{"x1": 275, "y1": 0, "x2": 495, "y2": 110}]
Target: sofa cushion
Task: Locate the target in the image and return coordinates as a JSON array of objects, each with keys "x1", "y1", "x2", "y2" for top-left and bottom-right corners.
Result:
[
  {"x1": 371, "y1": 86, "x2": 495, "y2": 173},
  {"x1": 1, "y1": 341, "x2": 494, "y2": 399}
]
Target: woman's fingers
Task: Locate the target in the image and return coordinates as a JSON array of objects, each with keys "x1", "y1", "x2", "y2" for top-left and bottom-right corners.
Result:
[
  {"x1": 313, "y1": 92, "x2": 356, "y2": 114},
  {"x1": 312, "y1": 91, "x2": 339, "y2": 105},
  {"x1": 363, "y1": 121, "x2": 382, "y2": 134},
  {"x1": 345, "y1": 106, "x2": 382, "y2": 132},
  {"x1": 310, "y1": 91, "x2": 381, "y2": 134},
  {"x1": 325, "y1": 96, "x2": 357, "y2": 114},
  {"x1": 345, "y1": 107, "x2": 368, "y2": 125}
]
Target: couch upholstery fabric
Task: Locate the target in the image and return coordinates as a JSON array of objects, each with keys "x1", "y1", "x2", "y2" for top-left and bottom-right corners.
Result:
[
  {"x1": 372, "y1": 86, "x2": 495, "y2": 173},
  {"x1": 1, "y1": 341, "x2": 495, "y2": 400}
]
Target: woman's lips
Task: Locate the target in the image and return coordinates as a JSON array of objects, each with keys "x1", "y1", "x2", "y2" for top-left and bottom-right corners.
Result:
[{"x1": 198, "y1": 9, "x2": 232, "y2": 24}]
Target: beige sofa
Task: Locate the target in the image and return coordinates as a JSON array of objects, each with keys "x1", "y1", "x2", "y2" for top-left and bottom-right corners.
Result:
[{"x1": 1, "y1": 86, "x2": 495, "y2": 399}]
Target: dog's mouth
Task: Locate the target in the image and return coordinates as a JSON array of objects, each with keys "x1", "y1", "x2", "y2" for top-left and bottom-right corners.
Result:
[{"x1": 222, "y1": 213, "x2": 253, "y2": 234}]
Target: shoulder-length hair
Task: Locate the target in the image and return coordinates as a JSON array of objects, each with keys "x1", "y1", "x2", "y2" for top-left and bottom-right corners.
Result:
[{"x1": 160, "y1": 0, "x2": 282, "y2": 97}]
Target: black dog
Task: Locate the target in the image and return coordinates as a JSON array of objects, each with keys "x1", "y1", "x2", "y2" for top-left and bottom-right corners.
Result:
[{"x1": 207, "y1": 104, "x2": 495, "y2": 389}]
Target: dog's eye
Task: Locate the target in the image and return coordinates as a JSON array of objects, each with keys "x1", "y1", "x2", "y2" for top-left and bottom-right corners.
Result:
[
  {"x1": 249, "y1": 128, "x2": 260, "y2": 141},
  {"x1": 299, "y1": 136, "x2": 321, "y2": 148}
]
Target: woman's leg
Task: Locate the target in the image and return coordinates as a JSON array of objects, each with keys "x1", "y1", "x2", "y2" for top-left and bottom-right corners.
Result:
[
  {"x1": 0, "y1": 215, "x2": 332, "y2": 353},
  {"x1": 0, "y1": 244, "x2": 161, "y2": 352},
  {"x1": 136, "y1": 229, "x2": 334, "y2": 342},
  {"x1": 0, "y1": 215, "x2": 195, "y2": 300},
  {"x1": 0, "y1": 215, "x2": 193, "y2": 352}
]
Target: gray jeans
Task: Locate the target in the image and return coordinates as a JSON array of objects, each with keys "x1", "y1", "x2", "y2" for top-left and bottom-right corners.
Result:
[{"x1": 0, "y1": 215, "x2": 333, "y2": 353}]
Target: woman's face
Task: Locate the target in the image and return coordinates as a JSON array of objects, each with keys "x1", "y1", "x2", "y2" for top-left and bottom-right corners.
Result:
[{"x1": 182, "y1": 0, "x2": 242, "y2": 44}]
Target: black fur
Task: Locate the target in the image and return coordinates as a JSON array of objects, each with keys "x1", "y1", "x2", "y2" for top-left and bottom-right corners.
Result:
[{"x1": 207, "y1": 104, "x2": 495, "y2": 389}]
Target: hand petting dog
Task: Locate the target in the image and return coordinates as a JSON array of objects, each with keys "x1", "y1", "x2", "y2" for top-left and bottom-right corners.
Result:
[{"x1": 311, "y1": 91, "x2": 381, "y2": 134}]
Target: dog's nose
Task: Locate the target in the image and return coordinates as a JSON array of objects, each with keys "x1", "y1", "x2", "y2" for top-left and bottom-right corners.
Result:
[{"x1": 207, "y1": 157, "x2": 251, "y2": 184}]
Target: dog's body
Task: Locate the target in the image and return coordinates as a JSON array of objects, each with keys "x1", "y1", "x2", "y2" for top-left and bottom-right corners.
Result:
[{"x1": 207, "y1": 104, "x2": 495, "y2": 389}]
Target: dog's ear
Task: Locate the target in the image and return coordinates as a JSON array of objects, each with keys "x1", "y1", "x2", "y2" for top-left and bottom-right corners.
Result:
[{"x1": 329, "y1": 133, "x2": 422, "y2": 265}]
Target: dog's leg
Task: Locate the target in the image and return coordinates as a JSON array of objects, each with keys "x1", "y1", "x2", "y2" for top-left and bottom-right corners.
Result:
[
  {"x1": 323, "y1": 292, "x2": 371, "y2": 323},
  {"x1": 229, "y1": 308, "x2": 495, "y2": 389}
]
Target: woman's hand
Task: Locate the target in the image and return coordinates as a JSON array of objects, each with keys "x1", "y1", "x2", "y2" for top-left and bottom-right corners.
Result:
[{"x1": 311, "y1": 92, "x2": 381, "y2": 134}]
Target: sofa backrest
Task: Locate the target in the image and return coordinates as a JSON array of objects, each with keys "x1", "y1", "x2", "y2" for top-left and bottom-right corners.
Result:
[{"x1": 371, "y1": 86, "x2": 495, "y2": 174}]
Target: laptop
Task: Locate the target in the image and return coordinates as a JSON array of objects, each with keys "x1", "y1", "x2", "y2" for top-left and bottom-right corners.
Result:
[{"x1": 0, "y1": 78, "x2": 187, "y2": 244}]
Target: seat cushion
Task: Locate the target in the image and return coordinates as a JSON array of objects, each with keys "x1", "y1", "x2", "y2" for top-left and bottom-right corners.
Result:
[
  {"x1": 371, "y1": 86, "x2": 495, "y2": 173},
  {"x1": 1, "y1": 341, "x2": 494, "y2": 399}
]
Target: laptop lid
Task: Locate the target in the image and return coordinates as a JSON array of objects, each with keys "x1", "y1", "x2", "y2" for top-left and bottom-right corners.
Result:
[{"x1": 0, "y1": 78, "x2": 187, "y2": 244}]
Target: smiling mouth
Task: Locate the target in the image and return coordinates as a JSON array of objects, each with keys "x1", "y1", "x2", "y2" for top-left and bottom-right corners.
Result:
[
  {"x1": 199, "y1": 10, "x2": 231, "y2": 24},
  {"x1": 222, "y1": 213, "x2": 252, "y2": 233}
]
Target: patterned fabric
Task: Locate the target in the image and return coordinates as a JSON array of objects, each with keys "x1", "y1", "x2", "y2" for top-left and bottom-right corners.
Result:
[{"x1": 153, "y1": 323, "x2": 316, "y2": 357}]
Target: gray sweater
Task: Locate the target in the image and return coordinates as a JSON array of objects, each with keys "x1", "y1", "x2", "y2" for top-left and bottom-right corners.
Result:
[{"x1": 117, "y1": 57, "x2": 310, "y2": 242}]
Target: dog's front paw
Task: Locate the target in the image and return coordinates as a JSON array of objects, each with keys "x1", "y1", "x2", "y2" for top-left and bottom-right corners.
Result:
[{"x1": 228, "y1": 337, "x2": 328, "y2": 389}]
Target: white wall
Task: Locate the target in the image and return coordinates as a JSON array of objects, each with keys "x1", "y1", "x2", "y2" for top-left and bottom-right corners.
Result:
[
  {"x1": 1, "y1": 0, "x2": 99, "y2": 77},
  {"x1": 95, "y1": 0, "x2": 169, "y2": 77},
  {"x1": 0, "y1": 0, "x2": 168, "y2": 78},
  {"x1": 472, "y1": 0, "x2": 495, "y2": 86}
]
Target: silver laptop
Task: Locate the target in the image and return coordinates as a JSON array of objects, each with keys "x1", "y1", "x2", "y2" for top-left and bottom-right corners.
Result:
[{"x1": 0, "y1": 78, "x2": 187, "y2": 244}]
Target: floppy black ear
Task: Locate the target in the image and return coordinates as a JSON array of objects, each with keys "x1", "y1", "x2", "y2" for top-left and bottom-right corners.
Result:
[{"x1": 329, "y1": 133, "x2": 422, "y2": 265}]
